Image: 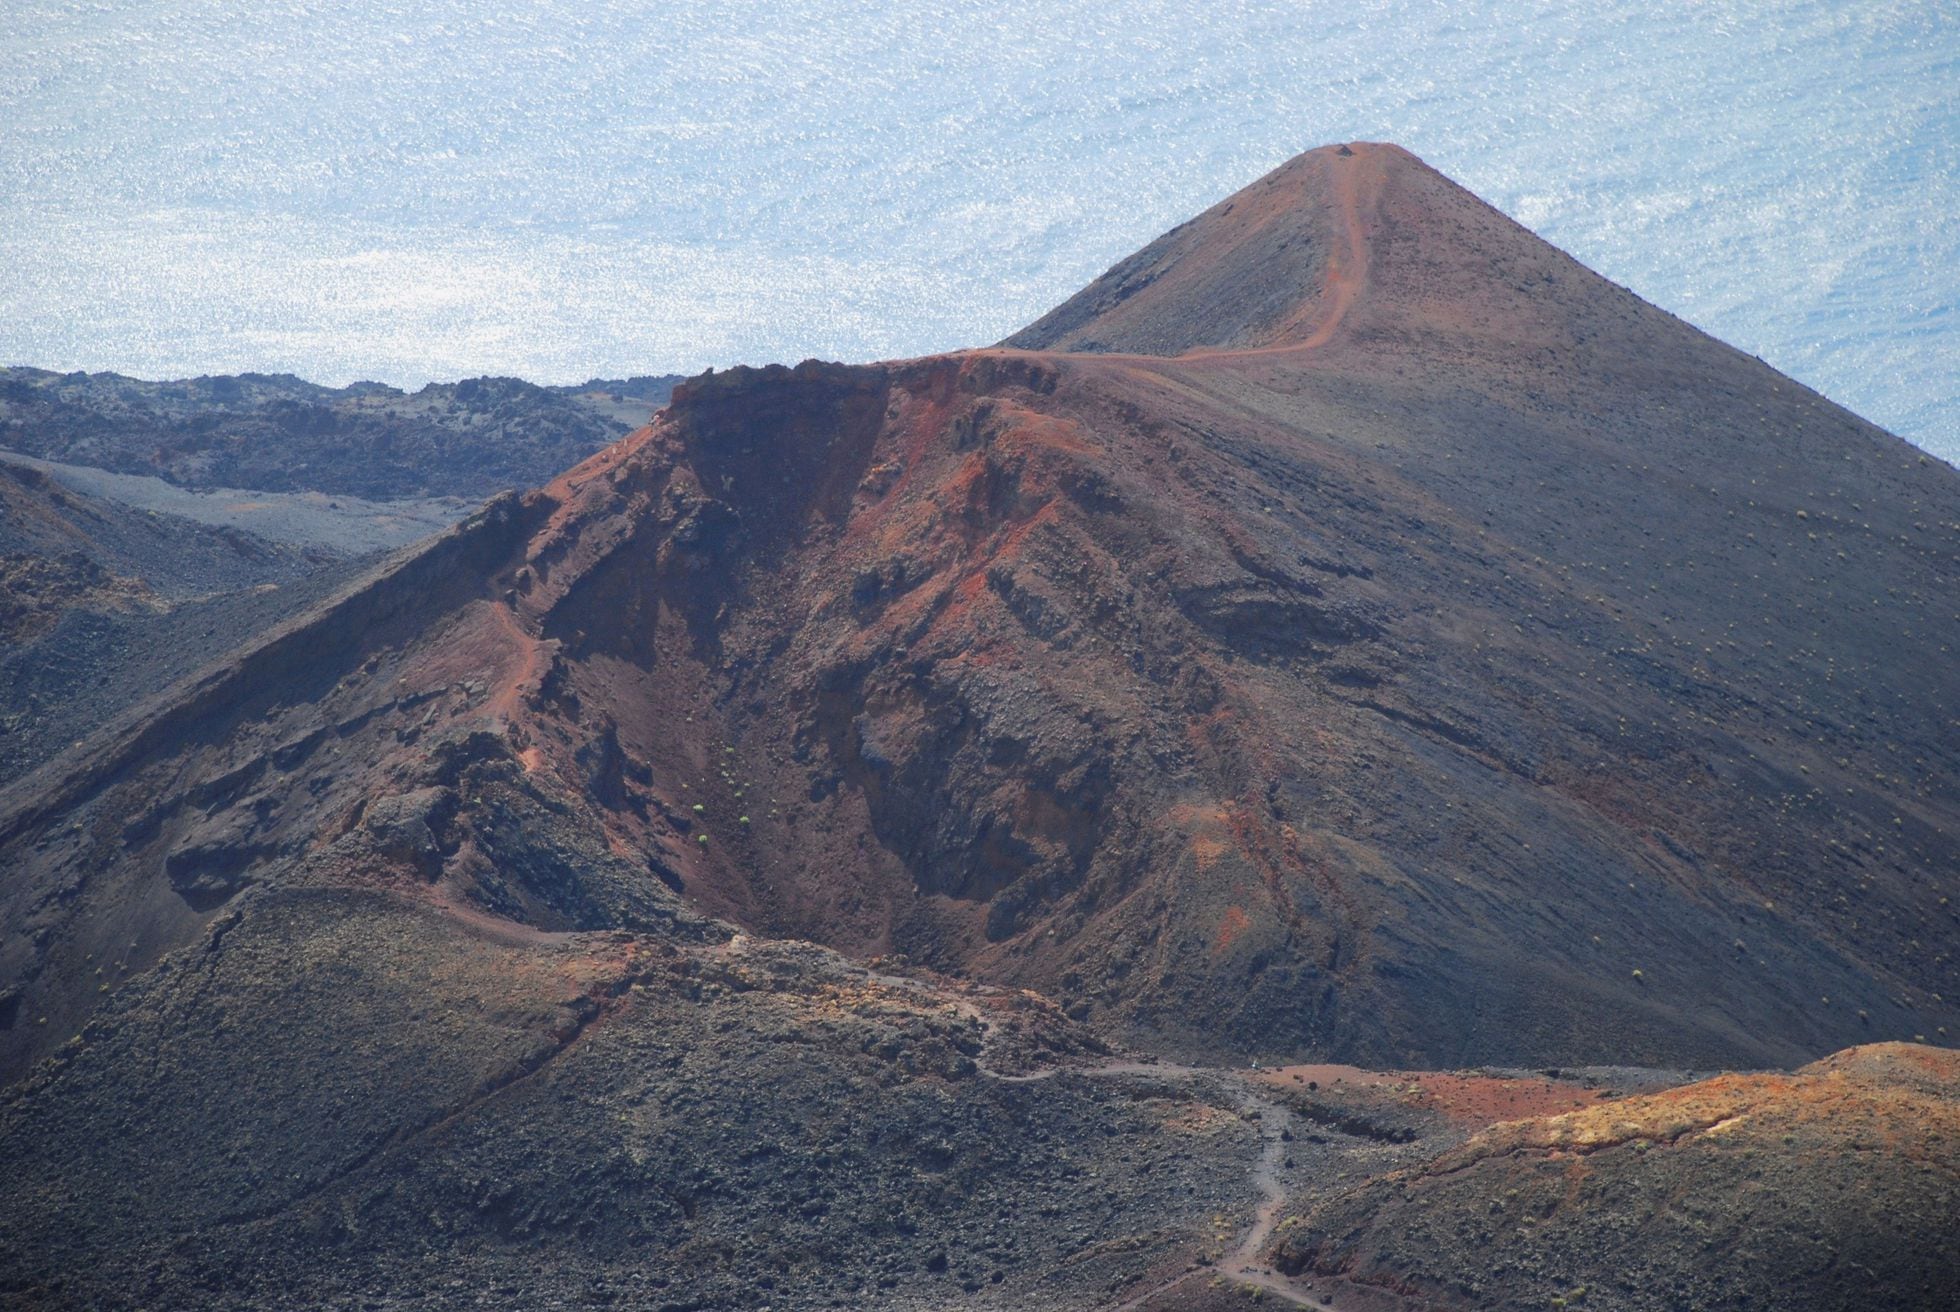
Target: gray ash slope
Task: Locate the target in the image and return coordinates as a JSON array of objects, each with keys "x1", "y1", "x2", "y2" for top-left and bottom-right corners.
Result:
[
  {"x1": 0, "y1": 895, "x2": 1273, "y2": 1312},
  {"x1": 0, "y1": 553, "x2": 378, "y2": 787},
  {"x1": 0, "y1": 455, "x2": 406, "y2": 783},
  {"x1": 0, "y1": 460, "x2": 323, "y2": 603},
  {"x1": 0, "y1": 366, "x2": 677, "y2": 782}
]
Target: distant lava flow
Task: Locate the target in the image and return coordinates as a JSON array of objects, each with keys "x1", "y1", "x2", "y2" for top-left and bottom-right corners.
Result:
[{"x1": 4, "y1": 143, "x2": 1957, "y2": 1084}]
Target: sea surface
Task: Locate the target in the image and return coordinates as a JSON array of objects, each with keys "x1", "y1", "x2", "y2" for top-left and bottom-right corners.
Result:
[{"x1": 3, "y1": 1, "x2": 1954, "y2": 460}]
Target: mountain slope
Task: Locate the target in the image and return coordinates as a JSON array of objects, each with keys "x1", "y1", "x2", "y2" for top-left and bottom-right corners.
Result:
[
  {"x1": 1000, "y1": 142, "x2": 1358, "y2": 356},
  {"x1": 1, "y1": 139, "x2": 1957, "y2": 1312},
  {"x1": 0, "y1": 459, "x2": 353, "y2": 782},
  {"x1": 445, "y1": 142, "x2": 1955, "y2": 1067},
  {"x1": 3, "y1": 143, "x2": 1956, "y2": 1080},
  {"x1": 1274, "y1": 1043, "x2": 1960, "y2": 1311}
]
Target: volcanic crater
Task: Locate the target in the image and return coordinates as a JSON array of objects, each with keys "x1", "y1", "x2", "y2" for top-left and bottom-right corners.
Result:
[{"x1": 1, "y1": 142, "x2": 1955, "y2": 1311}]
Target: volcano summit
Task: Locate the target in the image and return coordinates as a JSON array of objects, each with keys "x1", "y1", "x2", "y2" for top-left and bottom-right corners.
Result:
[{"x1": 1, "y1": 144, "x2": 1955, "y2": 1311}]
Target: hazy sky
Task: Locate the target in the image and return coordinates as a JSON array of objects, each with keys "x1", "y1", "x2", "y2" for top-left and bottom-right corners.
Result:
[{"x1": 3, "y1": 1, "x2": 1954, "y2": 460}]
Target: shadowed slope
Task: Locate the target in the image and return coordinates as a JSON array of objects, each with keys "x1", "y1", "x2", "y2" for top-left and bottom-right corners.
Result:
[{"x1": 0, "y1": 460, "x2": 346, "y2": 783}]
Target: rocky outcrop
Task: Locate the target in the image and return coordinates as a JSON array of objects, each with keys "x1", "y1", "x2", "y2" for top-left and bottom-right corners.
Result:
[
  {"x1": 1273, "y1": 1043, "x2": 1960, "y2": 1311},
  {"x1": 0, "y1": 368, "x2": 680, "y2": 499}
]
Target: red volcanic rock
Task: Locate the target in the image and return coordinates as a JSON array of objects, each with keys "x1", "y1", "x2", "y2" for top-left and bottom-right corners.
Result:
[
  {"x1": 461, "y1": 143, "x2": 1957, "y2": 1067},
  {"x1": 4, "y1": 144, "x2": 1958, "y2": 1082}
]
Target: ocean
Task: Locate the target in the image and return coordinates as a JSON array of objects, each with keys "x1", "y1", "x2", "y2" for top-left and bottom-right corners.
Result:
[{"x1": 3, "y1": 0, "x2": 1953, "y2": 459}]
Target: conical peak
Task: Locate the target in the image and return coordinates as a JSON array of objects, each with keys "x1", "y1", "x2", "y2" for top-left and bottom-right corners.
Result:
[
  {"x1": 1000, "y1": 142, "x2": 1427, "y2": 358},
  {"x1": 999, "y1": 140, "x2": 1674, "y2": 371}
]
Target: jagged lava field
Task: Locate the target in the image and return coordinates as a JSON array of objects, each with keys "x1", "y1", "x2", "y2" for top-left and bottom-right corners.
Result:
[{"x1": 1, "y1": 143, "x2": 1955, "y2": 1311}]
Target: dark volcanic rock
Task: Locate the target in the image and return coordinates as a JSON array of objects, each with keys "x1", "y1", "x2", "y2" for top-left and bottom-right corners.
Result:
[
  {"x1": 0, "y1": 891, "x2": 1253, "y2": 1312},
  {"x1": 0, "y1": 141, "x2": 1956, "y2": 1312},
  {"x1": 6, "y1": 145, "x2": 1957, "y2": 1076},
  {"x1": 0, "y1": 369, "x2": 681, "y2": 500}
]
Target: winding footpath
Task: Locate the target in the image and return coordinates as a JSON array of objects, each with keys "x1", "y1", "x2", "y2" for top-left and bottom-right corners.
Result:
[
  {"x1": 1095, "y1": 1064, "x2": 1322, "y2": 1312},
  {"x1": 716, "y1": 938, "x2": 1334, "y2": 1310},
  {"x1": 960, "y1": 1028, "x2": 1324, "y2": 1306}
]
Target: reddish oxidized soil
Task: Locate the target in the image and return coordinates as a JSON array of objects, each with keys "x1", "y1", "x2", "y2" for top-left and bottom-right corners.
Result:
[
  {"x1": 406, "y1": 143, "x2": 1958, "y2": 1069},
  {"x1": 1258, "y1": 1064, "x2": 1615, "y2": 1131},
  {"x1": 0, "y1": 142, "x2": 1955, "y2": 1311},
  {"x1": 6, "y1": 145, "x2": 1956, "y2": 1081}
]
